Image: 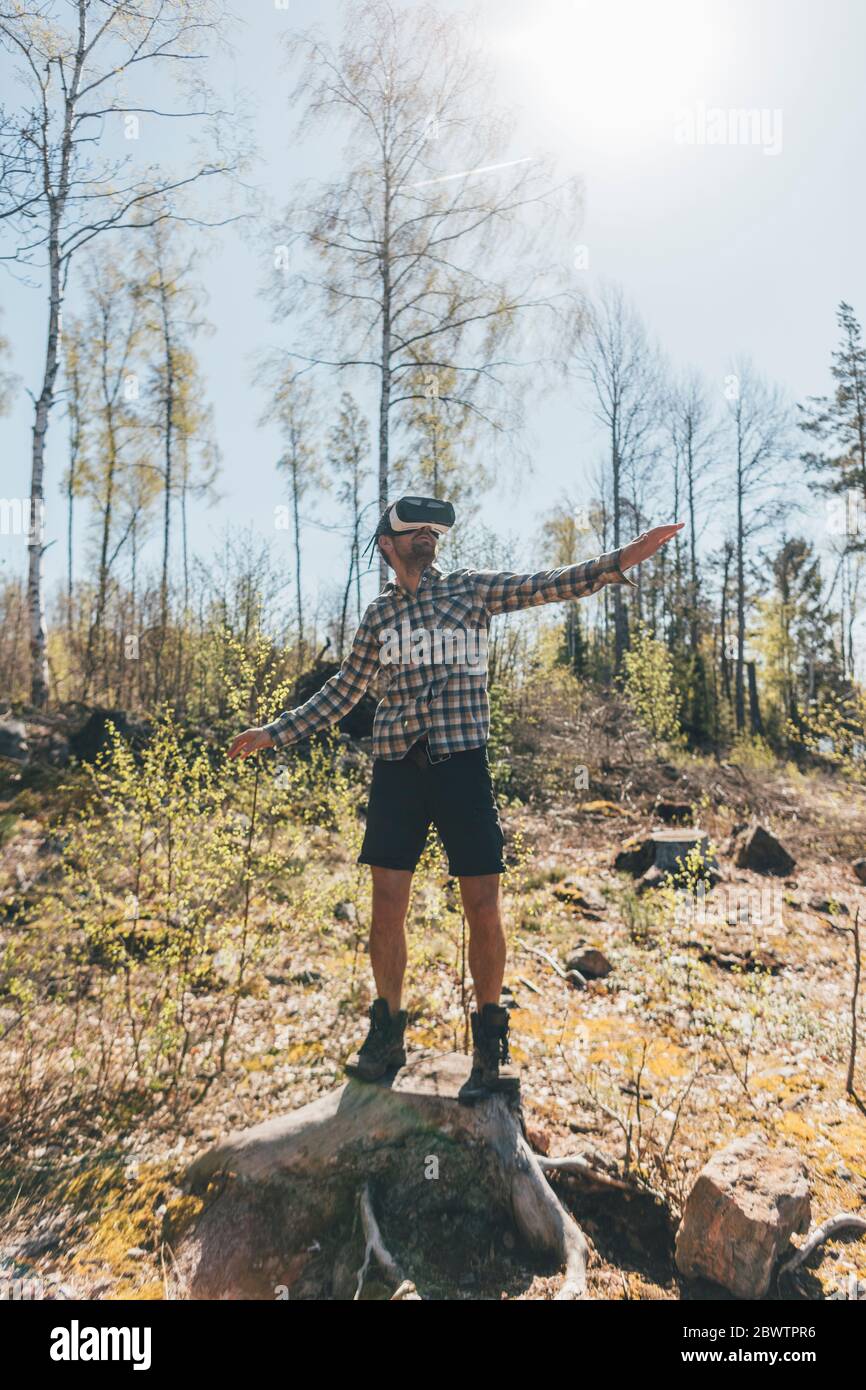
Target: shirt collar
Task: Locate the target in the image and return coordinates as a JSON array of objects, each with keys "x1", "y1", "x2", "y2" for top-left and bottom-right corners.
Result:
[{"x1": 383, "y1": 563, "x2": 441, "y2": 598}]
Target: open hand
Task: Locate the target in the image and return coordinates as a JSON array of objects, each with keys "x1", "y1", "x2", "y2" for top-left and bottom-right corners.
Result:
[
  {"x1": 619, "y1": 522, "x2": 684, "y2": 571},
  {"x1": 227, "y1": 727, "x2": 274, "y2": 760}
]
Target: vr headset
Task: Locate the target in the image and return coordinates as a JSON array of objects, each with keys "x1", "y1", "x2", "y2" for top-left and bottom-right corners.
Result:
[{"x1": 363, "y1": 496, "x2": 455, "y2": 563}]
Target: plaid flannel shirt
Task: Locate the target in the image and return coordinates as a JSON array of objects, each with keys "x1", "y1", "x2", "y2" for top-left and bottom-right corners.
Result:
[{"x1": 264, "y1": 549, "x2": 638, "y2": 761}]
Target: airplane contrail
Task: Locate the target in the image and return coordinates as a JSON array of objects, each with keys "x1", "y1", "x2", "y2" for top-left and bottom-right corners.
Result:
[{"x1": 401, "y1": 156, "x2": 535, "y2": 190}]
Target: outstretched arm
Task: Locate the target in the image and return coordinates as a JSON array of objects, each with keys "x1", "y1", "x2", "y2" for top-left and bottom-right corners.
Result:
[
  {"x1": 227, "y1": 617, "x2": 378, "y2": 760},
  {"x1": 470, "y1": 525, "x2": 683, "y2": 616}
]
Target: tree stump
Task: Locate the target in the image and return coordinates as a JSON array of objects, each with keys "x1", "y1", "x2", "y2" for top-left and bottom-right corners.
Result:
[
  {"x1": 177, "y1": 1053, "x2": 590, "y2": 1300},
  {"x1": 616, "y1": 829, "x2": 720, "y2": 890},
  {"x1": 650, "y1": 829, "x2": 715, "y2": 875}
]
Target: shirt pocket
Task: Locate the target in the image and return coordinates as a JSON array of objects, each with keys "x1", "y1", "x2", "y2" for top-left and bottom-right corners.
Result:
[
  {"x1": 430, "y1": 592, "x2": 487, "y2": 675},
  {"x1": 433, "y1": 590, "x2": 476, "y2": 628}
]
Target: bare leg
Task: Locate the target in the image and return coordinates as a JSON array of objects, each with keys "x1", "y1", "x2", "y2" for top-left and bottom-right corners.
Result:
[
  {"x1": 369, "y1": 866, "x2": 413, "y2": 1013},
  {"x1": 458, "y1": 873, "x2": 506, "y2": 1010}
]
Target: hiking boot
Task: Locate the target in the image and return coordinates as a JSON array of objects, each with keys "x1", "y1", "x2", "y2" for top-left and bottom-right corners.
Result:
[
  {"x1": 344, "y1": 998, "x2": 407, "y2": 1082},
  {"x1": 458, "y1": 1003, "x2": 521, "y2": 1104}
]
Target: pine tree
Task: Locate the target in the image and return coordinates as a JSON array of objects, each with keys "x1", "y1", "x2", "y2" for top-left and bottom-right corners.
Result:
[{"x1": 799, "y1": 301, "x2": 866, "y2": 544}]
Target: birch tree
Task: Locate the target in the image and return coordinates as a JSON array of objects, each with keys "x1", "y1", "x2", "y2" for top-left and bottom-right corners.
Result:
[
  {"x1": 327, "y1": 391, "x2": 371, "y2": 658},
  {"x1": 667, "y1": 371, "x2": 718, "y2": 650},
  {"x1": 577, "y1": 284, "x2": 664, "y2": 668},
  {"x1": 132, "y1": 218, "x2": 219, "y2": 703},
  {"x1": 61, "y1": 319, "x2": 87, "y2": 637},
  {"x1": 73, "y1": 257, "x2": 148, "y2": 698},
  {"x1": 724, "y1": 359, "x2": 790, "y2": 731},
  {"x1": 260, "y1": 374, "x2": 323, "y2": 664},
  {"x1": 0, "y1": 0, "x2": 236, "y2": 705},
  {"x1": 271, "y1": 0, "x2": 580, "y2": 586}
]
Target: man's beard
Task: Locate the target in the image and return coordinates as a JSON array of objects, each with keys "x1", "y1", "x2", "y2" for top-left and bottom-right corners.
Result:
[{"x1": 410, "y1": 533, "x2": 436, "y2": 561}]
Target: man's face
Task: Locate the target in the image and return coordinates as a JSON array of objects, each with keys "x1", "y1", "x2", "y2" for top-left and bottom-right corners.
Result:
[{"x1": 384, "y1": 526, "x2": 440, "y2": 567}]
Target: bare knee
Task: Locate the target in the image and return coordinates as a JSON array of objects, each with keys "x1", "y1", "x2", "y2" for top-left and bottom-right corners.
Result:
[
  {"x1": 371, "y1": 867, "x2": 413, "y2": 933},
  {"x1": 459, "y1": 874, "x2": 502, "y2": 933}
]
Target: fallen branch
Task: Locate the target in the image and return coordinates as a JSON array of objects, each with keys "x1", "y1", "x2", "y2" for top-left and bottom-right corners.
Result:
[
  {"x1": 537, "y1": 1153, "x2": 631, "y2": 1191},
  {"x1": 516, "y1": 974, "x2": 541, "y2": 995},
  {"x1": 777, "y1": 1212, "x2": 866, "y2": 1279},
  {"x1": 518, "y1": 937, "x2": 567, "y2": 979}
]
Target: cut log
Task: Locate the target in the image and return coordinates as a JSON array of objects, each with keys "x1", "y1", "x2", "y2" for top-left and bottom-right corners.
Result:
[{"x1": 178, "y1": 1053, "x2": 590, "y2": 1301}]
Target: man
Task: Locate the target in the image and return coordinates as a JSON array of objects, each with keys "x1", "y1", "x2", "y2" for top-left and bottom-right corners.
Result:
[{"x1": 228, "y1": 497, "x2": 683, "y2": 1102}]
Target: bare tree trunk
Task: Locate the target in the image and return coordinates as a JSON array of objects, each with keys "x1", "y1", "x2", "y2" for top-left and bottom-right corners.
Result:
[
  {"x1": 292, "y1": 457, "x2": 304, "y2": 662},
  {"x1": 747, "y1": 660, "x2": 764, "y2": 737},
  {"x1": 65, "y1": 353, "x2": 84, "y2": 641},
  {"x1": 175, "y1": 465, "x2": 190, "y2": 711},
  {"x1": 612, "y1": 436, "x2": 627, "y2": 667},
  {"x1": 686, "y1": 430, "x2": 699, "y2": 650},
  {"x1": 735, "y1": 455, "x2": 747, "y2": 732},
  {"x1": 83, "y1": 413, "x2": 117, "y2": 700},
  {"x1": 24, "y1": 8, "x2": 87, "y2": 707},
  {"x1": 378, "y1": 185, "x2": 392, "y2": 593},
  {"x1": 28, "y1": 229, "x2": 63, "y2": 708},
  {"x1": 155, "y1": 272, "x2": 175, "y2": 705},
  {"x1": 720, "y1": 543, "x2": 732, "y2": 706},
  {"x1": 338, "y1": 554, "x2": 353, "y2": 659}
]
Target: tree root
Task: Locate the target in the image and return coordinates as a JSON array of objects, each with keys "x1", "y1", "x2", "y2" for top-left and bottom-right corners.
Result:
[
  {"x1": 355, "y1": 1182, "x2": 405, "y2": 1299},
  {"x1": 180, "y1": 1052, "x2": 591, "y2": 1299},
  {"x1": 778, "y1": 1212, "x2": 866, "y2": 1279},
  {"x1": 538, "y1": 1153, "x2": 632, "y2": 1192}
]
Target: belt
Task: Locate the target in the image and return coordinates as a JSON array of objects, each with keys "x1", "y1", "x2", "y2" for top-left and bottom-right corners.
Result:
[{"x1": 405, "y1": 735, "x2": 452, "y2": 769}]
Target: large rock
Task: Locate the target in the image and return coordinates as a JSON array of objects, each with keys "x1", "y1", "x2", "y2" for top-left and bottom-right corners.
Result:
[
  {"x1": 733, "y1": 823, "x2": 796, "y2": 877},
  {"x1": 0, "y1": 718, "x2": 28, "y2": 764},
  {"x1": 565, "y1": 946, "x2": 612, "y2": 979},
  {"x1": 675, "y1": 1132, "x2": 810, "y2": 1298},
  {"x1": 69, "y1": 708, "x2": 150, "y2": 762},
  {"x1": 853, "y1": 859, "x2": 866, "y2": 886}
]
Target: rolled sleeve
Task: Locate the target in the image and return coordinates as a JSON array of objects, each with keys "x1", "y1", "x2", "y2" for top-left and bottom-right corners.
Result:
[
  {"x1": 469, "y1": 548, "x2": 637, "y2": 616},
  {"x1": 264, "y1": 618, "x2": 378, "y2": 748}
]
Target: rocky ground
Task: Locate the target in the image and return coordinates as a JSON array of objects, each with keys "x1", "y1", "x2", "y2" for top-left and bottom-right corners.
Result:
[{"x1": 1, "y1": 709, "x2": 865, "y2": 1301}]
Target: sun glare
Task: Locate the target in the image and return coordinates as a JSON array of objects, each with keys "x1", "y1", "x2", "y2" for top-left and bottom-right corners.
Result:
[{"x1": 492, "y1": 0, "x2": 733, "y2": 150}]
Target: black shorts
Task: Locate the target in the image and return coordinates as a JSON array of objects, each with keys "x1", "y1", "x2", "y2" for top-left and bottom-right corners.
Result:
[{"x1": 358, "y1": 739, "x2": 506, "y2": 876}]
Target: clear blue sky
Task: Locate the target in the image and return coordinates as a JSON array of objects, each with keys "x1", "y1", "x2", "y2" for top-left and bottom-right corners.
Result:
[{"x1": 2, "y1": 0, "x2": 863, "y2": 660}]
